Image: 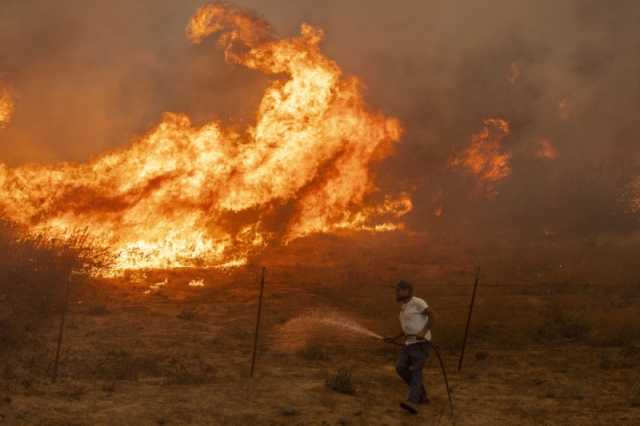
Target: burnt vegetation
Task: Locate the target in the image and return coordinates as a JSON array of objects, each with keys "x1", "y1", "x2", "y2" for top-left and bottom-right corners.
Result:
[{"x1": 0, "y1": 217, "x2": 111, "y2": 349}]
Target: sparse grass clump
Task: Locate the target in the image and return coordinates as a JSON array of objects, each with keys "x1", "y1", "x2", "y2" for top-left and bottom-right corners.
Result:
[
  {"x1": 95, "y1": 349, "x2": 161, "y2": 381},
  {"x1": 631, "y1": 382, "x2": 640, "y2": 407},
  {"x1": 536, "y1": 309, "x2": 592, "y2": 342},
  {"x1": 0, "y1": 218, "x2": 111, "y2": 349},
  {"x1": 299, "y1": 343, "x2": 330, "y2": 361},
  {"x1": 87, "y1": 304, "x2": 110, "y2": 316},
  {"x1": 602, "y1": 325, "x2": 640, "y2": 347},
  {"x1": 326, "y1": 367, "x2": 355, "y2": 395},
  {"x1": 177, "y1": 307, "x2": 198, "y2": 321},
  {"x1": 163, "y1": 355, "x2": 214, "y2": 385}
]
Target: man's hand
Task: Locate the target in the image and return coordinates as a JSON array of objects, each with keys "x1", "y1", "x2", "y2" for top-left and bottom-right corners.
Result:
[{"x1": 384, "y1": 333, "x2": 405, "y2": 344}]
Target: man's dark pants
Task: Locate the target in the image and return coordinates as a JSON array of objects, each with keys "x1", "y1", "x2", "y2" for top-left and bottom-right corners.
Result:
[{"x1": 396, "y1": 341, "x2": 429, "y2": 404}]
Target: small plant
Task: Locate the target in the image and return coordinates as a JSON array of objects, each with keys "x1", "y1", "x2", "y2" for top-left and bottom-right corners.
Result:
[
  {"x1": 536, "y1": 310, "x2": 592, "y2": 342},
  {"x1": 299, "y1": 343, "x2": 330, "y2": 361},
  {"x1": 599, "y1": 353, "x2": 612, "y2": 370},
  {"x1": 631, "y1": 382, "x2": 640, "y2": 407},
  {"x1": 279, "y1": 407, "x2": 300, "y2": 417},
  {"x1": 0, "y1": 218, "x2": 112, "y2": 350},
  {"x1": 95, "y1": 350, "x2": 161, "y2": 381},
  {"x1": 326, "y1": 367, "x2": 355, "y2": 395},
  {"x1": 475, "y1": 351, "x2": 489, "y2": 361},
  {"x1": 163, "y1": 357, "x2": 212, "y2": 385},
  {"x1": 101, "y1": 382, "x2": 116, "y2": 393},
  {"x1": 87, "y1": 304, "x2": 110, "y2": 316},
  {"x1": 177, "y1": 307, "x2": 198, "y2": 321}
]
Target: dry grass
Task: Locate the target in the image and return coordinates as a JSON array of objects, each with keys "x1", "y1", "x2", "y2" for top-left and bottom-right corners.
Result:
[
  {"x1": 94, "y1": 349, "x2": 161, "y2": 381},
  {"x1": 0, "y1": 217, "x2": 111, "y2": 350},
  {"x1": 1, "y1": 234, "x2": 639, "y2": 424},
  {"x1": 326, "y1": 367, "x2": 355, "y2": 395},
  {"x1": 536, "y1": 310, "x2": 592, "y2": 342},
  {"x1": 298, "y1": 343, "x2": 331, "y2": 361},
  {"x1": 631, "y1": 382, "x2": 640, "y2": 407}
]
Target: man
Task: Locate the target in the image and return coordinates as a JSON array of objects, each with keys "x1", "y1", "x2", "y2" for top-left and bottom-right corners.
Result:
[{"x1": 384, "y1": 280, "x2": 434, "y2": 414}]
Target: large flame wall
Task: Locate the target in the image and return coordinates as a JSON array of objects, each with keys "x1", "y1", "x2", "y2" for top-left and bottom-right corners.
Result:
[{"x1": 0, "y1": 3, "x2": 411, "y2": 271}]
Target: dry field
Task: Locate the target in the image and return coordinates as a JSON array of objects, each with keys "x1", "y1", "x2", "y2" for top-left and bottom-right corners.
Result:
[{"x1": 2, "y1": 237, "x2": 640, "y2": 426}]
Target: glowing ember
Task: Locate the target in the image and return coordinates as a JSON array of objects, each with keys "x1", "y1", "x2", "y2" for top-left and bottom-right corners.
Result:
[
  {"x1": 0, "y1": 89, "x2": 13, "y2": 128},
  {"x1": 0, "y1": 2, "x2": 409, "y2": 272},
  {"x1": 508, "y1": 62, "x2": 520, "y2": 85},
  {"x1": 144, "y1": 278, "x2": 168, "y2": 295},
  {"x1": 621, "y1": 177, "x2": 640, "y2": 214},
  {"x1": 188, "y1": 279, "x2": 205, "y2": 288},
  {"x1": 535, "y1": 138, "x2": 559, "y2": 160},
  {"x1": 450, "y1": 118, "x2": 511, "y2": 194},
  {"x1": 558, "y1": 97, "x2": 571, "y2": 120}
]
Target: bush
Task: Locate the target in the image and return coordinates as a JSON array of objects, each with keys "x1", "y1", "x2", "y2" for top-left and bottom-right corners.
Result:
[
  {"x1": 326, "y1": 367, "x2": 355, "y2": 395},
  {"x1": 536, "y1": 310, "x2": 592, "y2": 342},
  {"x1": 631, "y1": 382, "x2": 640, "y2": 407},
  {"x1": 177, "y1": 307, "x2": 198, "y2": 321},
  {"x1": 0, "y1": 218, "x2": 111, "y2": 350},
  {"x1": 163, "y1": 355, "x2": 214, "y2": 385},
  {"x1": 95, "y1": 349, "x2": 161, "y2": 381},
  {"x1": 299, "y1": 343, "x2": 330, "y2": 361},
  {"x1": 87, "y1": 304, "x2": 110, "y2": 316}
]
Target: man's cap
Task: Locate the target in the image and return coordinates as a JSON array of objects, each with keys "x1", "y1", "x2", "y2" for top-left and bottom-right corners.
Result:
[{"x1": 395, "y1": 280, "x2": 413, "y2": 291}]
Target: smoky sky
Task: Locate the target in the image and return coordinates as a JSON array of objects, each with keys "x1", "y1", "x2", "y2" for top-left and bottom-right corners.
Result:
[{"x1": 1, "y1": 0, "x2": 639, "y2": 242}]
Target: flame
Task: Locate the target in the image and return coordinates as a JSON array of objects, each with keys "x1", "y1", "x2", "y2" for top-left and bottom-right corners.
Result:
[
  {"x1": 558, "y1": 97, "x2": 571, "y2": 120},
  {"x1": 0, "y1": 89, "x2": 13, "y2": 128},
  {"x1": 621, "y1": 177, "x2": 640, "y2": 215},
  {"x1": 535, "y1": 138, "x2": 559, "y2": 160},
  {"x1": 508, "y1": 62, "x2": 520, "y2": 85},
  {"x1": 188, "y1": 278, "x2": 205, "y2": 288},
  {"x1": 450, "y1": 118, "x2": 511, "y2": 194},
  {"x1": 0, "y1": 2, "x2": 409, "y2": 272}
]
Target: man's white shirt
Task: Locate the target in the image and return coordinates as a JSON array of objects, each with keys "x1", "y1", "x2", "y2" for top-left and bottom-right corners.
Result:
[{"x1": 399, "y1": 296, "x2": 431, "y2": 345}]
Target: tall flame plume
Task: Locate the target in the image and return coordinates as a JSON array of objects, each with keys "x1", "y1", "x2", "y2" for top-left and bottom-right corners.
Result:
[{"x1": 0, "y1": 2, "x2": 410, "y2": 272}]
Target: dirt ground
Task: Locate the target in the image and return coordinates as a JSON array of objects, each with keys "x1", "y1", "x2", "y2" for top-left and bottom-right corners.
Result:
[{"x1": 2, "y1": 241, "x2": 640, "y2": 425}]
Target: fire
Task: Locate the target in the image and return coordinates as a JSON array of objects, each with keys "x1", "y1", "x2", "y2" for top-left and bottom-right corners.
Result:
[
  {"x1": 508, "y1": 62, "x2": 520, "y2": 85},
  {"x1": 558, "y1": 97, "x2": 571, "y2": 120},
  {"x1": 0, "y1": 2, "x2": 409, "y2": 272},
  {"x1": 450, "y1": 118, "x2": 511, "y2": 193},
  {"x1": 0, "y1": 89, "x2": 13, "y2": 128},
  {"x1": 535, "y1": 138, "x2": 559, "y2": 160},
  {"x1": 622, "y1": 177, "x2": 640, "y2": 214}
]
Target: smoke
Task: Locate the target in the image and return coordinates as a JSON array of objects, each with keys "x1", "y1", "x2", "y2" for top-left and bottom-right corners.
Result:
[
  {"x1": 0, "y1": 0, "x2": 268, "y2": 164},
  {"x1": 1, "y1": 0, "x2": 639, "y2": 244}
]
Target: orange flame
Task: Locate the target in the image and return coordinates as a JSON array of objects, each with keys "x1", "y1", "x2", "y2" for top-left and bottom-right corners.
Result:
[
  {"x1": 508, "y1": 62, "x2": 520, "y2": 85},
  {"x1": 450, "y1": 118, "x2": 511, "y2": 194},
  {"x1": 0, "y1": 2, "x2": 409, "y2": 272},
  {"x1": 535, "y1": 138, "x2": 559, "y2": 160},
  {"x1": 0, "y1": 88, "x2": 13, "y2": 128},
  {"x1": 622, "y1": 177, "x2": 640, "y2": 215}
]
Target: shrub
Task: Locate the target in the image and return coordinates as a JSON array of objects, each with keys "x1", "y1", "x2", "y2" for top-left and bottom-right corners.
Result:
[
  {"x1": 177, "y1": 307, "x2": 198, "y2": 321},
  {"x1": 326, "y1": 367, "x2": 355, "y2": 395},
  {"x1": 631, "y1": 382, "x2": 640, "y2": 407},
  {"x1": 87, "y1": 304, "x2": 110, "y2": 316},
  {"x1": 536, "y1": 310, "x2": 592, "y2": 342},
  {"x1": 0, "y1": 218, "x2": 112, "y2": 350},
  {"x1": 299, "y1": 343, "x2": 330, "y2": 361},
  {"x1": 95, "y1": 349, "x2": 161, "y2": 381},
  {"x1": 163, "y1": 356, "x2": 213, "y2": 385}
]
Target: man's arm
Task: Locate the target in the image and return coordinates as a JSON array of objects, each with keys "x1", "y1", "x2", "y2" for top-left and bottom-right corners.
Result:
[
  {"x1": 384, "y1": 332, "x2": 405, "y2": 343},
  {"x1": 421, "y1": 306, "x2": 434, "y2": 332}
]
